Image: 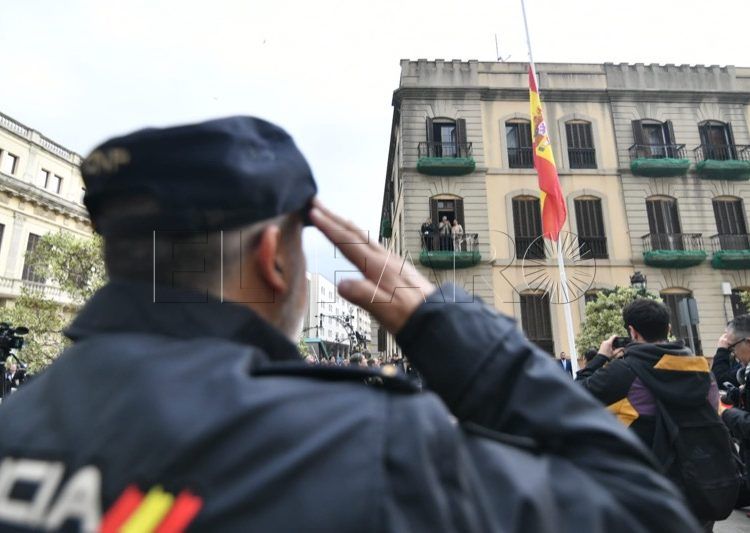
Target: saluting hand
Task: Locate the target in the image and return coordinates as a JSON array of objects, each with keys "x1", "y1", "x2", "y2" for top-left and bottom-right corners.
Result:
[{"x1": 309, "y1": 199, "x2": 435, "y2": 334}]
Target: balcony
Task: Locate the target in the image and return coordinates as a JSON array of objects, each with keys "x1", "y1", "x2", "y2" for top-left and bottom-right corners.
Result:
[
  {"x1": 642, "y1": 233, "x2": 707, "y2": 268},
  {"x1": 568, "y1": 148, "x2": 596, "y2": 169},
  {"x1": 508, "y1": 147, "x2": 533, "y2": 169},
  {"x1": 694, "y1": 144, "x2": 750, "y2": 180},
  {"x1": 0, "y1": 276, "x2": 74, "y2": 305},
  {"x1": 628, "y1": 144, "x2": 690, "y2": 177},
  {"x1": 710, "y1": 234, "x2": 750, "y2": 269},
  {"x1": 419, "y1": 232, "x2": 481, "y2": 269},
  {"x1": 417, "y1": 142, "x2": 475, "y2": 176}
]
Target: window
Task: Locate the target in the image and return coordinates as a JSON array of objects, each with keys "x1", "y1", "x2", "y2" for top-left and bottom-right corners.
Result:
[
  {"x1": 505, "y1": 120, "x2": 533, "y2": 168},
  {"x1": 631, "y1": 119, "x2": 676, "y2": 158},
  {"x1": 37, "y1": 169, "x2": 50, "y2": 189},
  {"x1": 428, "y1": 196, "x2": 464, "y2": 251},
  {"x1": 424, "y1": 118, "x2": 467, "y2": 157},
  {"x1": 646, "y1": 197, "x2": 682, "y2": 250},
  {"x1": 713, "y1": 197, "x2": 749, "y2": 250},
  {"x1": 520, "y1": 291, "x2": 554, "y2": 355},
  {"x1": 0, "y1": 153, "x2": 18, "y2": 175},
  {"x1": 574, "y1": 197, "x2": 608, "y2": 259},
  {"x1": 80, "y1": 187, "x2": 86, "y2": 204},
  {"x1": 661, "y1": 290, "x2": 702, "y2": 355},
  {"x1": 51, "y1": 175, "x2": 63, "y2": 194},
  {"x1": 730, "y1": 289, "x2": 749, "y2": 318},
  {"x1": 0, "y1": 224, "x2": 6, "y2": 256},
  {"x1": 512, "y1": 196, "x2": 544, "y2": 259},
  {"x1": 565, "y1": 121, "x2": 596, "y2": 169},
  {"x1": 699, "y1": 120, "x2": 736, "y2": 160},
  {"x1": 584, "y1": 289, "x2": 601, "y2": 304},
  {"x1": 21, "y1": 233, "x2": 46, "y2": 283}
]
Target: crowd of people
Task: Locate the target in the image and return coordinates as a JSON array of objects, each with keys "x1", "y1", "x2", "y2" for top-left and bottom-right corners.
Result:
[{"x1": 420, "y1": 216, "x2": 464, "y2": 251}]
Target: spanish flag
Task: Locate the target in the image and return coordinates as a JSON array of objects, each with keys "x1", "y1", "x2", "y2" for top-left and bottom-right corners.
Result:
[{"x1": 529, "y1": 68, "x2": 566, "y2": 241}]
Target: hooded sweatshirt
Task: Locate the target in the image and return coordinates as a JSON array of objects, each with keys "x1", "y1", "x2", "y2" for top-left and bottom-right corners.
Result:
[{"x1": 576, "y1": 342, "x2": 719, "y2": 451}]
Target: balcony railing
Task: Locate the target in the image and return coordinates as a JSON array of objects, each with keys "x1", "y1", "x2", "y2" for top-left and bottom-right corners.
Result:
[
  {"x1": 419, "y1": 231, "x2": 481, "y2": 269},
  {"x1": 418, "y1": 142, "x2": 472, "y2": 158},
  {"x1": 694, "y1": 144, "x2": 750, "y2": 162},
  {"x1": 628, "y1": 144, "x2": 687, "y2": 160},
  {"x1": 515, "y1": 236, "x2": 545, "y2": 260},
  {"x1": 568, "y1": 148, "x2": 596, "y2": 169},
  {"x1": 0, "y1": 276, "x2": 73, "y2": 304},
  {"x1": 642, "y1": 233, "x2": 706, "y2": 268},
  {"x1": 508, "y1": 147, "x2": 533, "y2": 168},
  {"x1": 578, "y1": 236, "x2": 608, "y2": 259},
  {"x1": 711, "y1": 234, "x2": 750, "y2": 251},
  {"x1": 710, "y1": 234, "x2": 750, "y2": 269},
  {"x1": 642, "y1": 233, "x2": 704, "y2": 252}
]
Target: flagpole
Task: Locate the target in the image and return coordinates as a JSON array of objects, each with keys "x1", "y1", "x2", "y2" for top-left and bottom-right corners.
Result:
[{"x1": 521, "y1": 0, "x2": 579, "y2": 373}]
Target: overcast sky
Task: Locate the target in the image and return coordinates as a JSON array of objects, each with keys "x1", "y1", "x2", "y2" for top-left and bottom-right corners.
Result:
[{"x1": 2, "y1": 0, "x2": 749, "y2": 281}]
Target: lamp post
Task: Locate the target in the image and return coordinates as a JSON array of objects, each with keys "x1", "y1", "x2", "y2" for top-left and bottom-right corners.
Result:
[{"x1": 630, "y1": 271, "x2": 647, "y2": 294}]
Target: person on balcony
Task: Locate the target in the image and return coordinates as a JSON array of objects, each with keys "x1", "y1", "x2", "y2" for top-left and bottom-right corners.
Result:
[
  {"x1": 451, "y1": 219, "x2": 464, "y2": 252},
  {"x1": 421, "y1": 217, "x2": 436, "y2": 252},
  {"x1": 438, "y1": 216, "x2": 452, "y2": 251}
]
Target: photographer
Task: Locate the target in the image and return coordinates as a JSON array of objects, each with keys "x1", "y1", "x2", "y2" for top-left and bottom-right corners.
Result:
[
  {"x1": 576, "y1": 298, "x2": 738, "y2": 527},
  {"x1": 712, "y1": 326, "x2": 744, "y2": 392},
  {"x1": 716, "y1": 315, "x2": 750, "y2": 506}
]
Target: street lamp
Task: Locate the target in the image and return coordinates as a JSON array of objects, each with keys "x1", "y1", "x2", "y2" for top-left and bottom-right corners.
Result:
[{"x1": 630, "y1": 271, "x2": 647, "y2": 292}]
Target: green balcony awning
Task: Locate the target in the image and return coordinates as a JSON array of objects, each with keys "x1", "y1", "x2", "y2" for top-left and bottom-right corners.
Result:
[
  {"x1": 630, "y1": 158, "x2": 690, "y2": 177},
  {"x1": 417, "y1": 157, "x2": 476, "y2": 176},
  {"x1": 643, "y1": 250, "x2": 707, "y2": 268},
  {"x1": 711, "y1": 249, "x2": 750, "y2": 269},
  {"x1": 696, "y1": 159, "x2": 750, "y2": 180},
  {"x1": 419, "y1": 250, "x2": 481, "y2": 269}
]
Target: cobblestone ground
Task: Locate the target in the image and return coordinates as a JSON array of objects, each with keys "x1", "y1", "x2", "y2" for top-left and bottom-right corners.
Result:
[{"x1": 716, "y1": 509, "x2": 750, "y2": 532}]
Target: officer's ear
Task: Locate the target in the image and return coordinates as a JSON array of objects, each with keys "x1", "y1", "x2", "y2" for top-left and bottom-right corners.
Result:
[{"x1": 254, "y1": 224, "x2": 289, "y2": 294}]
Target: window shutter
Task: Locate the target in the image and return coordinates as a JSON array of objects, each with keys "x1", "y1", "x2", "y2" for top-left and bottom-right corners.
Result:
[
  {"x1": 631, "y1": 120, "x2": 645, "y2": 146},
  {"x1": 455, "y1": 119, "x2": 467, "y2": 156},
  {"x1": 425, "y1": 118, "x2": 434, "y2": 144},
  {"x1": 664, "y1": 120, "x2": 676, "y2": 145},
  {"x1": 430, "y1": 199, "x2": 438, "y2": 225},
  {"x1": 455, "y1": 198, "x2": 465, "y2": 229},
  {"x1": 727, "y1": 122, "x2": 736, "y2": 147},
  {"x1": 698, "y1": 122, "x2": 710, "y2": 146}
]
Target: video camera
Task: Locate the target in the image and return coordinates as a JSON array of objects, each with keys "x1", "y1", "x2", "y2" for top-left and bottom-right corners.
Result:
[{"x1": 0, "y1": 323, "x2": 28, "y2": 352}]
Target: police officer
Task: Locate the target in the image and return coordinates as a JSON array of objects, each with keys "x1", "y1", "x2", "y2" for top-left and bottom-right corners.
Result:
[{"x1": 0, "y1": 117, "x2": 699, "y2": 532}]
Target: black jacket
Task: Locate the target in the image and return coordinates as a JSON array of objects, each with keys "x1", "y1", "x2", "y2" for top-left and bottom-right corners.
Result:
[
  {"x1": 712, "y1": 347, "x2": 742, "y2": 390},
  {"x1": 576, "y1": 342, "x2": 718, "y2": 452},
  {"x1": 0, "y1": 281, "x2": 699, "y2": 532}
]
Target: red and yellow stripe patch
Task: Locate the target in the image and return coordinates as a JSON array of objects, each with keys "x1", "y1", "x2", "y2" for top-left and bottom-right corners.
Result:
[{"x1": 100, "y1": 485, "x2": 202, "y2": 533}]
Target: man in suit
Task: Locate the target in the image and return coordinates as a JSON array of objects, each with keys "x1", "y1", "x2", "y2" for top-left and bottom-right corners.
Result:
[{"x1": 558, "y1": 352, "x2": 573, "y2": 376}]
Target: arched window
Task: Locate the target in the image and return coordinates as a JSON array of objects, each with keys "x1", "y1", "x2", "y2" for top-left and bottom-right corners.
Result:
[
  {"x1": 512, "y1": 195, "x2": 544, "y2": 259},
  {"x1": 565, "y1": 120, "x2": 596, "y2": 169},
  {"x1": 574, "y1": 196, "x2": 608, "y2": 259},
  {"x1": 645, "y1": 196, "x2": 683, "y2": 251},
  {"x1": 631, "y1": 119, "x2": 677, "y2": 158},
  {"x1": 660, "y1": 288, "x2": 702, "y2": 354},
  {"x1": 713, "y1": 196, "x2": 749, "y2": 250},
  {"x1": 424, "y1": 117, "x2": 467, "y2": 157},
  {"x1": 426, "y1": 195, "x2": 464, "y2": 252},
  {"x1": 520, "y1": 290, "x2": 554, "y2": 355},
  {"x1": 698, "y1": 120, "x2": 736, "y2": 160},
  {"x1": 505, "y1": 119, "x2": 532, "y2": 168}
]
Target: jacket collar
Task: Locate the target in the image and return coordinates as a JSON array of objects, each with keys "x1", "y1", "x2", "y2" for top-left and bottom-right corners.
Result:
[{"x1": 65, "y1": 279, "x2": 300, "y2": 361}]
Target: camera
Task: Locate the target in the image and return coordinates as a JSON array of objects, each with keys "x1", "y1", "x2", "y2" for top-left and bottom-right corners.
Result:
[
  {"x1": 612, "y1": 336, "x2": 630, "y2": 349},
  {"x1": 0, "y1": 323, "x2": 28, "y2": 354}
]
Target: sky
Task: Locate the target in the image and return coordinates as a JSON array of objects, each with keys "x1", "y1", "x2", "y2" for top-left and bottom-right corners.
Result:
[{"x1": 2, "y1": 0, "x2": 749, "y2": 281}]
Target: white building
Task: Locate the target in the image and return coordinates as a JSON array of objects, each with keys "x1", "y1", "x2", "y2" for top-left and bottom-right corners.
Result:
[
  {"x1": 303, "y1": 272, "x2": 372, "y2": 358},
  {"x1": 0, "y1": 112, "x2": 92, "y2": 306}
]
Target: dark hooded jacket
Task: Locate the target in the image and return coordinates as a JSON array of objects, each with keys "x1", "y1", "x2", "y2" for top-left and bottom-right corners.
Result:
[{"x1": 576, "y1": 342, "x2": 719, "y2": 455}]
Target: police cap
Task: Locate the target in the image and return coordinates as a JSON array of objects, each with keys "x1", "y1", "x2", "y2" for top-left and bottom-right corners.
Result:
[{"x1": 81, "y1": 116, "x2": 317, "y2": 236}]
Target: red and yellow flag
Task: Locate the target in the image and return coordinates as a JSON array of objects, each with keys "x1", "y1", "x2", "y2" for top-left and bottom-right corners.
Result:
[{"x1": 529, "y1": 68, "x2": 566, "y2": 241}]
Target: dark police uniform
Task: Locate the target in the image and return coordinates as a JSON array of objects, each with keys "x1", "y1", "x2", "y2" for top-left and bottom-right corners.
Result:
[{"x1": 0, "y1": 117, "x2": 700, "y2": 532}]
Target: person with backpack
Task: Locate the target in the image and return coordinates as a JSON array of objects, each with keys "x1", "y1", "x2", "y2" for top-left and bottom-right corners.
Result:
[{"x1": 576, "y1": 298, "x2": 740, "y2": 529}]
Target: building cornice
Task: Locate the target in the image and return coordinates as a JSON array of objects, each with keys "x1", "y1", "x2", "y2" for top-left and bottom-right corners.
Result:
[
  {"x1": 0, "y1": 172, "x2": 90, "y2": 223},
  {"x1": 0, "y1": 112, "x2": 83, "y2": 166},
  {"x1": 393, "y1": 87, "x2": 750, "y2": 105}
]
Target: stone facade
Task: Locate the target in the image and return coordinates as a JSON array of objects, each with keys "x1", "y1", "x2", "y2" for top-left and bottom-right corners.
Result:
[
  {"x1": 0, "y1": 111, "x2": 92, "y2": 305},
  {"x1": 380, "y1": 60, "x2": 750, "y2": 357}
]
